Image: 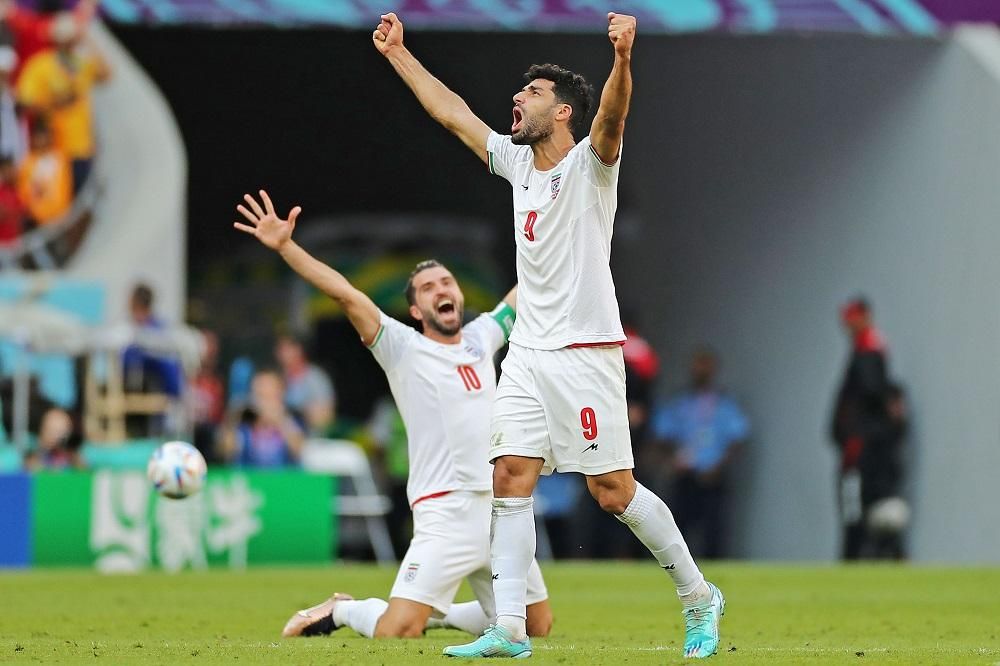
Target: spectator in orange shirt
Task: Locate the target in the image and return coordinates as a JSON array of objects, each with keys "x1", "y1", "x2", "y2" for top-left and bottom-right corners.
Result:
[
  {"x1": 0, "y1": 156, "x2": 23, "y2": 244},
  {"x1": 17, "y1": 119, "x2": 71, "y2": 226},
  {"x1": 16, "y1": 11, "x2": 109, "y2": 192}
]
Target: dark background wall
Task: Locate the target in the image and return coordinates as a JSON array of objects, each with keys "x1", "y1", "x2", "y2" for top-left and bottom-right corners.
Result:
[{"x1": 110, "y1": 25, "x2": 1000, "y2": 560}]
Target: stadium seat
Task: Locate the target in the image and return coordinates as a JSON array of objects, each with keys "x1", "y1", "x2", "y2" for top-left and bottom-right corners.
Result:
[{"x1": 301, "y1": 439, "x2": 395, "y2": 564}]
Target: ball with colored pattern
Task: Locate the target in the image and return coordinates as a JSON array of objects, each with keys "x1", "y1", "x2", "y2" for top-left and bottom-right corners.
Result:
[{"x1": 147, "y1": 441, "x2": 207, "y2": 499}]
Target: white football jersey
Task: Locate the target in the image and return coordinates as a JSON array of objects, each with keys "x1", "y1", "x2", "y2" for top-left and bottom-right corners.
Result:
[
  {"x1": 487, "y1": 131, "x2": 625, "y2": 350},
  {"x1": 367, "y1": 303, "x2": 514, "y2": 505}
]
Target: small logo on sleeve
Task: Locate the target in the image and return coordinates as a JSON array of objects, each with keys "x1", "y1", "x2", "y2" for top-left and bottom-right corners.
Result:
[{"x1": 404, "y1": 563, "x2": 420, "y2": 582}]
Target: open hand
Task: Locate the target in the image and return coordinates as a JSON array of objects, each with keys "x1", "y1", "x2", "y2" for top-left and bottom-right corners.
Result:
[
  {"x1": 607, "y1": 12, "x2": 636, "y2": 56},
  {"x1": 234, "y1": 190, "x2": 300, "y2": 251},
  {"x1": 372, "y1": 12, "x2": 404, "y2": 56}
]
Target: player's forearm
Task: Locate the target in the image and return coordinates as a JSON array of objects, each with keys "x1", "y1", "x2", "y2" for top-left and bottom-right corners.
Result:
[
  {"x1": 385, "y1": 46, "x2": 474, "y2": 132},
  {"x1": 278, "y1": 240, "x2": 353, "y2": 303},
  {"x1": 594, "y1": 54, "x2": 632, "y2": 133}
]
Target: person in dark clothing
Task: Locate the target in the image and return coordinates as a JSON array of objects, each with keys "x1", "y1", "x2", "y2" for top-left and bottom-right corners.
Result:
[{"x1": 830, "y1": 297, "x2": 907, "y2": 560}]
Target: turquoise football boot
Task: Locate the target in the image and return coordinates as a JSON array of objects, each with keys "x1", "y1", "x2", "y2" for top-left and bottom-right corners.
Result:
[
  {"x1": 682, "y1": 582, "x2": 725, "y2": 658},
  {"x1": 443, "y1": 624, "x2": 532, "y2": 659}
]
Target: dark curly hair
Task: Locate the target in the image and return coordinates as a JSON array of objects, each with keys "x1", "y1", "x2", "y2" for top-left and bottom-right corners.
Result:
[{"x1": 524, "y1": 64, "x2": 594, "y2": 136}]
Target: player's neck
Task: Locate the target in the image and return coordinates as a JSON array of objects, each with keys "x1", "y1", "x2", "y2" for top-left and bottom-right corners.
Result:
[
  {"x1": 422, "y1": 329, "x2": 463, "y2": 345},
  {"x1": 530, "y1": 132, "x2": 575, "y2": 171}
]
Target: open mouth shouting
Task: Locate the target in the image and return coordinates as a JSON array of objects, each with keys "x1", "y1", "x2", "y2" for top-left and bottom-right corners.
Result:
[
  {"x1": 512, "y1": 106, "x2": 524, "y2": 134},
  {"x1": 435, "y1": 298, "x2": 457, "y2": 317}
]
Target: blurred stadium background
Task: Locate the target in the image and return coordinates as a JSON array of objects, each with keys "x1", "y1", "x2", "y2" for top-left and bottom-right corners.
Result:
[{"x1": 2, "y1": 0, "x2": 999, "y2": 583}]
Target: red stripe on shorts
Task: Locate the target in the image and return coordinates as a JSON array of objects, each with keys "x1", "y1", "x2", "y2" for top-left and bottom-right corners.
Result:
[{"x1": 410, "y1": 490, "x2": 453, "y2": 508}]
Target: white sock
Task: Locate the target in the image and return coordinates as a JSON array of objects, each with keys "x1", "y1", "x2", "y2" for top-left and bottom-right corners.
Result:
[
  {"x1": 332, "y1": 598, "x2": 388, "y2": 638},
  {"x1": 491, "y1": 497, "x2": 534, "y2": 641},
  {"x1": 425, "y1": 601, "x2": 492, "y2": 636},
  {"x1": 615, "y1": 482, "x2": 708, "y2": 599}
]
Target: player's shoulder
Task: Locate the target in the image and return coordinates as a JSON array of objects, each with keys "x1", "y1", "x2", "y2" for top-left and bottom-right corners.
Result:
[
  {"x1": 461, "y1": 313, "x2": 493, "y2": 338},
  {"x1": 489, "y1": 132, "x2": 532, "y2": 161},
  {"x1": 369, "y1": 311, "x2": 419, "y2": 346}
]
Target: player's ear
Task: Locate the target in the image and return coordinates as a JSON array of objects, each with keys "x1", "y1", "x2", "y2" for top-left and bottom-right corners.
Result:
[
  {"x1": 409, "y1": 304, "x2": 423, "y2": 322},
  {"x1": 556, "y1": 103, "x2": 573, "y2": 124}
]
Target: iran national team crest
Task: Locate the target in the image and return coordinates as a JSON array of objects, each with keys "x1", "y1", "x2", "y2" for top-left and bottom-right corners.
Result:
[
  {"x1": 550, "y1": 172, "x2": 562, "y2": 199},
  {"x1": 404, "y1": 562, "x2": 420, "y2": 582}
]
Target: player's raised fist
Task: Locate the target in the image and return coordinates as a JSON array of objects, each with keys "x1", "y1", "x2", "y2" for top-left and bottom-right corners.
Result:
[
  {"x1": 372, "y1": 12, "x2": 404, "y2": 56},
  {"x1": 607, "y1": 12, "x2": 636, "y2": 56}
]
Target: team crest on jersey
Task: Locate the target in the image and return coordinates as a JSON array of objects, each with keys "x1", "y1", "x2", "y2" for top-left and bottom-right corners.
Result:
[
  {"x1": 550, "y1": 172, "x2": 562, "y2": 200},
  {"x1": 404, "y1": 563, "x2": 420, "y2": 582}
]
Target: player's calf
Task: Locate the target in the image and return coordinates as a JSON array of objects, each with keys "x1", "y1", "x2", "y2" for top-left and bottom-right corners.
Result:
[
  {"x1": 373, "y1": 598, "x2": 435, "y2": 638},
  {"x1": 526, "y1": 600, "x2": 553, "y2": 637}
]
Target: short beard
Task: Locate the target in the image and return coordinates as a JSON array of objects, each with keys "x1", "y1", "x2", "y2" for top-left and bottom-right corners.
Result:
[
  {"x1": 423, "y1": 308, "x2": 463, "y2": 336},
  {"x1": 511, "y1": 117, "x2": 554, "y2": 146}
]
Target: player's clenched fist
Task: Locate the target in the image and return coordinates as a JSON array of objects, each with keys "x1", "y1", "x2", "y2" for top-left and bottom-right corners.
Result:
[
  {"x1": 607, "y1": 12, "x2": 636, "y2": 56},
  {"x1": 372, "y1": 12, "x2": 404, "y2": 55}
]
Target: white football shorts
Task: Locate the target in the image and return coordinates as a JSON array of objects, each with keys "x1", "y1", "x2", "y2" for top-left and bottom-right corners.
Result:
[
  {"x1": 389, "y1": 490, "x2": 548, "y2": 615},
  {"x1": 490, "y1": 343, "x2": 634, "y2": 476}
]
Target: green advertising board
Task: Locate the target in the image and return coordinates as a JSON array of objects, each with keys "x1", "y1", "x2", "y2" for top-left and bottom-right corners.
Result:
[{"x1": 29, "y1": 470, "x2": 335, "y2": 571}]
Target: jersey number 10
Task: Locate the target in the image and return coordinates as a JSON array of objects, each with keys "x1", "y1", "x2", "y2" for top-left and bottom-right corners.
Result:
[{"x1": 457, "y1": 365, "x2": 482, "y2": 391}]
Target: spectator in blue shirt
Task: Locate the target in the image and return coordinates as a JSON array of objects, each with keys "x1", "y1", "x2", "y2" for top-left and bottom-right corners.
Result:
[
  {"x1": 652, "y1": 347, "x2": 749, "y2": 558},
  {"x1": 122, "y1": 282, "x2": 183, "y2": 397},
  {"x1": 274, "y1": 334, "x2": 335, "y2": 436},
  {"x1": 220, "y1": 369, "x2": 304, "y2": 468}
]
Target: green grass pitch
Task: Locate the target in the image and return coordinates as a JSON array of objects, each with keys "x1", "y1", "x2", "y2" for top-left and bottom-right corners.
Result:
[{"x1": 2, "y1": 563, "x2": 999, "y2": 664}]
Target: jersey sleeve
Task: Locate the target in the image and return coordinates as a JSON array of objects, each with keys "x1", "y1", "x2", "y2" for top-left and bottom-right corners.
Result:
[
  {"x1": 578, "y1": 136, "x2": 622, "y2": 189},
  {"x1": 468, "y1": 300, "x2": 516, "y2": 353},
  {"x1": 487, "y1": 131, "x2": 528, "y2": 184},
  {"x1": 367, "y1": 311, "x2": 418, "y2": 371}
]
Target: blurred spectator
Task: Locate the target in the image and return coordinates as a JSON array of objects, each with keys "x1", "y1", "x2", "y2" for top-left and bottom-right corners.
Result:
[
  {"x1": 189, "y1": 329, "x2": 225, "y2": 463},
  {"x1": 622, "y1": 314, "x2": 660, "y2": 477},
  {"x1": 122, "y1": 282, "x2": 183, "y2": 398},
  {"x1": 830, "y1": 297, "x2": 907, "y2": 560},
  {"x1": 369, "y1": 395, "x2": 411, "y2": 556},
  {"x1": 651, "y1": 346, "x2": 749, "y2": 559},
  {"x1": 17, "y1": 119, "x2": 71, "y2": 226},
  {"x1": 1, "y1": 0, "x2": 99, "y2": 81},
  {"x1": 220, "y1": 369, "x2": 304, "y2": 467},
  {"x1": 274, "y1": 333, "x2": 335, "y2": 436},
  {"x1": 23, "y1": 407, "x2": 83, "y2": 470},
  {"x1": 0, "y1": 45, "x2": 25, "y2": 163},
  {"x1": 16, "y1": 11, "x2": 109, "y2": 192},
  {"x1": 577, "y1": 313, "x2": 661, "y2": 560},
  {"x1": 226, "y1": 355, "x2": 254, "y2": 410},
  {"x1": 0, "y1": 155, "x2": 23, "y2": 244}
]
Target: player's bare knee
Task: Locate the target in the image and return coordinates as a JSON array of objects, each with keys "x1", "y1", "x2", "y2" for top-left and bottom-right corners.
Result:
[
  {"x1": 397, "y1": 622, "x2": 426, "y2": 639},
  {"x1": 599, "y1": 491, "x2": 630, "y2": 514},
  {"x1": 492, "y1": 456, "x2": 537, "y2": 496},
  {"x1": 589, "y1": 485, "x2": 630, "y2": 514},
  {"x1": 373, "y1": 620, "x2": 423, "y2": 639}
]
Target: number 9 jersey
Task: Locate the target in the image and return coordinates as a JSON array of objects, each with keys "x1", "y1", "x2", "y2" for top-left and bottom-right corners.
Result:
[{"x1": 487, "y1": 131, "x2": 626, "y2": 350}]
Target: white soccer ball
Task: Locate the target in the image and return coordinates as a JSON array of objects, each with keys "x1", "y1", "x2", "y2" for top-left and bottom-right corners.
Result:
[
  {"x1": 147, "y1": 441, "x2": 207, "y2": 499},
  {"x1": 867, "y1": 496, "x2": 911, "y2": 534}
]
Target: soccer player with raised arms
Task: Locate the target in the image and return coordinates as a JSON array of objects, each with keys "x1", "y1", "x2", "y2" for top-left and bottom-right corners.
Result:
[
  {"x1": 233, "y1": 190, "x2": 552, "y2": 643},
  {"x1": 373, "y1": 10, "x2": 725, "y2": 659}
]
